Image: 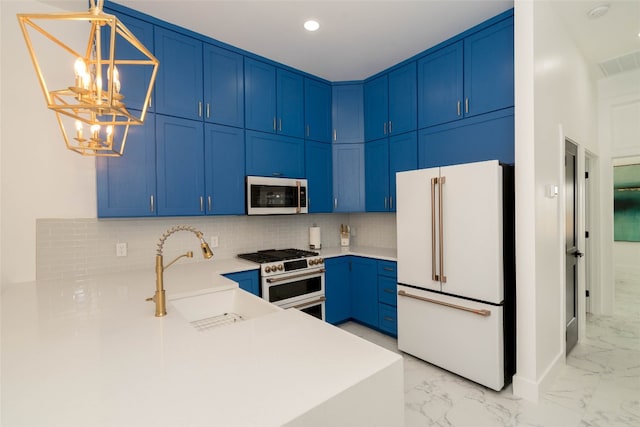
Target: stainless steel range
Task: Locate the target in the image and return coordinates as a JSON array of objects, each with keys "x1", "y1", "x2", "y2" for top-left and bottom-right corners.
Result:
[{"x1": 237, "y1": 249, "x2": 325, "y2": 320}]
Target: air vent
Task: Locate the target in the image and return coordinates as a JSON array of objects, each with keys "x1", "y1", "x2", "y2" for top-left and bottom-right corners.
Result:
[{"x1": 598, "y1": 50, "x2": 640, "y2": 76}]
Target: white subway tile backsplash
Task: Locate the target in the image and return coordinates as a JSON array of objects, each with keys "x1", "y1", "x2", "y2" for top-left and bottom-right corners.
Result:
[{"x1": 36, "y1": 213, "x2": 397, "y2": 280}]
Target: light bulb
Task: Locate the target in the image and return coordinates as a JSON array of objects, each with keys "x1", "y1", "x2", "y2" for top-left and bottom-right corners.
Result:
[
  {"x1": 75, "y1": 120, "x2": 83, "y2": 140},
  {"x1": 74, "y1": 58, "x2": 86, "y2": 77},
  {"x1": 90, "y1": 124, "x2": 100, "y2": 139}
]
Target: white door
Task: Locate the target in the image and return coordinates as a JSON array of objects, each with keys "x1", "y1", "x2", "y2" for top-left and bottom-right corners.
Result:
[
  {"x1": 439, "y1": 160, "x2": 504, "y2": 303},
  {"x1": 396, "y1": 167, "x2": 441, "y2": 292}
]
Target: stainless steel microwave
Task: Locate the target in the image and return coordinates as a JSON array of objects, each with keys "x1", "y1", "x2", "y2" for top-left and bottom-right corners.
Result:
[{"x1": 246, "y1": 176, "x2": 308, "y2": 215}]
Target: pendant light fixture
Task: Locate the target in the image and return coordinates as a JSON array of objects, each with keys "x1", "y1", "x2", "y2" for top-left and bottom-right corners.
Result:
[{"x1": 17, "y1": 0, "x2": 159, "y2": 156}]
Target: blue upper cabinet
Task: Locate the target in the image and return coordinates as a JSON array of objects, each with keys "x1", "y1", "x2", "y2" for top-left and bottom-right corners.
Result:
[
  {"x1": 102, "y1": 11, "x2": 155, "y2": 113},
  {"x1": 332, "y1": 144, "x2": 365, "y2": 212},
  {"x1": 304, "y1": 78, "x2": 332, "y2": 143},
  {"x1": 389, "y1": 131, "x2": 418, "y2": 211},
  {"x1": 245, "y1": 130, "x2": 305, "y2": 178},
  {"x1": 388, "y1": 62, "x2": 417, "y2": 135},
  {"x1": 97, "y1": 111, "x2": 157, "y2": 218},
  {"x1": 418, "y1": 41, "x2": 464, "y2": 129},
  {"x1": 418, "y1": 16, "x2": 513, "y2": 129},
  {"x1": 364, "y1": 138, "x2": 390, "y2": 212},
  {"x1": 156, "y1": 115, "x2": 205, "y2": 216},
  {"x1": 332, "y1": 84, "x2": 364, "y2": 144},
  {"x1": 364, "y1": 75, "x2": 388, "y2": 141},
  {"x1": 154, "y1": 27, "x2": 203, "y2": 121},
  {"x1": 204, "y1": 124, "x2": 245, "y2": 215},
  {"x1": 305, "y1": 141, "x2": 333, "y2": 213},
  {"x1": 245, "y1": 58, "x2": 304, "y2": 137},
  {"x1": 463, "y1": 16, "x2": 514, "y2": 118},
  {"x1": 203, "y1": 44, "x2": 244, "y2": 128}
]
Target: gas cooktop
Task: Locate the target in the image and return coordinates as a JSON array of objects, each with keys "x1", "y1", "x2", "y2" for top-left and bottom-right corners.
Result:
[{"x1": 237, "y1": 248, "x2": 319, "y2": 264}]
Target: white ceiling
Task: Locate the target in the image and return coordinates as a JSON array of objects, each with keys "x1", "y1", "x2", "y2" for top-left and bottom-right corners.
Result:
[{"x1": 43, "y1": 0, "x2": 640, "y2": 81}]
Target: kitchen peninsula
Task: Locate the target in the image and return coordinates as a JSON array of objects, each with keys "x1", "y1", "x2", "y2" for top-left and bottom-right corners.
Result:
[{"x1": 1, "y1": 260, "x2": 404, "y2": 426}]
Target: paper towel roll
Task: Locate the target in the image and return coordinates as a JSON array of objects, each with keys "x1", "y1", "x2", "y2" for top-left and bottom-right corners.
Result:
[{"x1": 309, "y1": 226, "x2": 321, "y2": 249}]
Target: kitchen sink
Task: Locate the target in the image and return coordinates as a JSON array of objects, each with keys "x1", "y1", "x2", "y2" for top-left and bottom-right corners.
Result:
[{"x1": 169, "y1": 288, "x2": 281, "y2": 331}]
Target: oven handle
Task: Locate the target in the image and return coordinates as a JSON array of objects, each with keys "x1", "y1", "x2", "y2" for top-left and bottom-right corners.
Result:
[
  {"x1": 292, "y1": 296, "x2": 326, "y2": 310},
  {"x1": 266, "y1": 268, "x2": 325, "y2": 283}
]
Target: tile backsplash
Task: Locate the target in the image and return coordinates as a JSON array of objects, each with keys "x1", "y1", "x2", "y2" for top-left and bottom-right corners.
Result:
[{"x1": 36, "y1": 213, "x2": 397, "y2": 280}]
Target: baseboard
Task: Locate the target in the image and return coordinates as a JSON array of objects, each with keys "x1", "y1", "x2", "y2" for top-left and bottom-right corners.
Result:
[{"x1": 512, "y1": 351, "x2": 565, "y2": 403}]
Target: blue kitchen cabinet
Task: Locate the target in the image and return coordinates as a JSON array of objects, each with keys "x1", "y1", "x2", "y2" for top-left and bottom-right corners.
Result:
[
  {"x1": 325, "y1": 257, "x2": 351, "y2": 325},
  {"x1": 331, "y1": 84, "x2": 364, "y2": 144},
  {"x1": 377, "y1": 260, "x2": 397, "y2": 336},
  {"x1": 364, "y1": 75, "x2": 388, "y2": 141},
  {"x1": 365, "y1": 138, "x2": 389, "y2": 212},
  {"x1": 364, "y1": 62, "x2": 417, "y2": 142},
  {"x1": 102, "y1": 10, "x2": 155, "y2": 112},
  {"x1": 418, "y1": 108, "x2": 514, "y2": 168},
  {"x1": 304, "y1": 78, "x2": 332, "y2": 143},
  {"x1": 245, "y1": 58, "x2": 304, "y2": 137},
  {"x1": 332, "y1": 143, "x2": 365, "y2": 212},
  {"x1": 245, "y1": 130, "x2": 305, "y2": 178},
  {"x1": 350, "y1": 257, "x2": 378, "y2": 328},
  {"x1": 389, "y1": 131, "x2": 418, "y2": 211},
  {"x1": 223, "y1": 270, "x2": 259, "y2": 296},
  {"x1": 156, "y1": 115, "x2": 205, "y2": 216},
  {"x1": 305, "y1": 141, "x2": 333, "y2": 213},
  {"x1": 203, "y1": 44, "x2": 244, "y2": 128},
  {"x1": 97, "y1": 111, "x2": 156, "y2": 217},
  {"x1": 154, "y1": 27, "x2": 203, "y2": 121},
  {"x1": 204, "y1": 124, "x2": 245, "y2": 215},
  {"x1": 418, "y1": 17, "x2": 513, "y2": 129}
]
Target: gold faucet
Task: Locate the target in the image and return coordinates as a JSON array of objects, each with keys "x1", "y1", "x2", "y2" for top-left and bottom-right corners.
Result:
[{"x1": 147, "y1": 225, "x2": 214, "y2": 317}]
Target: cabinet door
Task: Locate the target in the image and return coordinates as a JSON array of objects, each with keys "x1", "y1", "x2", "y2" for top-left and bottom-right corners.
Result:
[
  {"x1": 223, "y1": 270, "x2": 259, "y2": 296},
  {"x1": 276, "y1": 69, "x2": 304, "y2": 137},
  {"x1": 389, "y1": 131, "x2": 418, "y2": 212},
  {"x1": 244, "y1": 58, "x2": 276, "y2": 133},
  {"x1": 464, "y1": 17, "x2": 514, "y2": 117},
  {"x1": 378, "y1": 276, "x2": 397, "y2": 307},
  {"x1": 245, "y1": 130, "x2": 304, "y2": 178},
  {"x1": 325, "y1": 257, "x2": 351, "y2": 325},
  {"x1": 305, "y1": 141, "x2": 333, "y2": 213},
  {"x1": 154, "y1": 27, "x2": 203, "y2": 120},
  {"x1": 365, "y1": 138, "x2": 390, "y2": 212},
  {"x1": 332, "y1": 144, "x2": 365, "y2": 212},
  {"x1": 103, "y1": 11, "x2": 155, "y2": 112},
  {"x1": 156, "y1": 115, "x2": 205, "y2": 216},
  {"x1": 203, "y1": 44, "x2": 244, "y2": 128},
  {"x1": 304, "y1": 78, "x2": 332, "y2": 143},
  {"x1": 332, "y1": 84, "x2": 364, "y2": 144},
  {"x1": 364, "y1": 75, "x2": 388, "y2": 141},
  {"x1": 418, "y1": 41, "x2": 463, "y2": 128},
  {"x1": 204, "y1": 124, "x2": 245, "y2": 215},
  {"x1": 350, "y1": 257, "x2": 378, "y2": 328},
  {"x1": 388, "y1": 61, "x2": 417, "y2": 135},
  {"x1": 96, "y1": 112, "x2": 156, "y2": 217}
]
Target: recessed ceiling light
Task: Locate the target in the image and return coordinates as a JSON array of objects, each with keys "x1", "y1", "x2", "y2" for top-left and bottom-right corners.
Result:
[
  {"x1": 304, "y1": 20, "x2": 320, "y2": 32},
  {"x1": 587, "y1": 4, "x2": 610, "y2": 19}
]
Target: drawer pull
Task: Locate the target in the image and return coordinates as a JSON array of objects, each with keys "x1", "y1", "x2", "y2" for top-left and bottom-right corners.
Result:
[
  {"x1": 383, "y1": 316, "x2": 395, "y2": 322},
  {"x1": 383, "y1": 288, "x2": 395, "y2": 294},
  {"x1": 398, "y1": 290, "x2": 491, "y2": 317},
  {"x1": 383, "y1": 267, "x2": 394, "y2": 272}
]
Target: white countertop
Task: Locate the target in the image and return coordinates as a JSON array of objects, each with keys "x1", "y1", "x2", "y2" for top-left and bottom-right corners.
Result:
[
  {"x1": 1, "y1": 259, "x2": 402, "y2": 426},
  {"x1": 318, "y1": 246, "x2": 397, "y2": 262}
]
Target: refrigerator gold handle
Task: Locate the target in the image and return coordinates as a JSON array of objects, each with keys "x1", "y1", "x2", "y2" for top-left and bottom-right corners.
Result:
[
  {"x1": 398, "y1": 290, "x2": 491, "y2": 317},
  {"x1": 431, "y1": 177, "x2": 438, "y2": 281},
  {"x1": 439, "y1": 176, "x2": 447, "y2": 283}
]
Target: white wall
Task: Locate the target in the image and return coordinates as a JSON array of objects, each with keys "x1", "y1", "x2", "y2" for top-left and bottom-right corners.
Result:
[{"x1": 513, "y1": 0, "x2": 598, "y2": 401}]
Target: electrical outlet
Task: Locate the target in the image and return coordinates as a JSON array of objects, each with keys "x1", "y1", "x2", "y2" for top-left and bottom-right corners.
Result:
[
  {"x1": 350, "y1": 227, "x2": 356, "y2": 237},
  {"x1": 116, "y1": 242, "x2": 127, "y2": 257},
  {"x1": 210, "y1": 236, "x2": 219, "y2": 248}
]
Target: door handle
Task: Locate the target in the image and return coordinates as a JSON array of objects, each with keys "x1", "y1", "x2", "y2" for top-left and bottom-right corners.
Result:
[{"x1": 573, "y1": 251, "x2": 584, "y2": 258}]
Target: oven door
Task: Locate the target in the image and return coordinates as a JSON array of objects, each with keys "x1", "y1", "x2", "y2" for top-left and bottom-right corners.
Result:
[
  {"x1": 246, "y1": 176, "x2": 308, "y2": 215},
  {"x1": 262, "y1": 268, "x2": 324, "y2": 307},
  {"x1": 281, "y1": 296, "x2": 326, "y2": 321}
]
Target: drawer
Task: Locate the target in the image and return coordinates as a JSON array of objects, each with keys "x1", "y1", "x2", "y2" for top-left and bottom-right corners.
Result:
[
  {"x1": 378, "y1": 303, "x2": 397, "y2": 336},
  {"x1": 377, "y1": 260, "x2": 397, "y2": 278},
  {"x1": 378, "y1": 275, "x2": 397, "y2": 306}
]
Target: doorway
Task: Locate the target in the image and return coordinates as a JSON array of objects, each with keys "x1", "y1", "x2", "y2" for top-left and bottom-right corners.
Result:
[{"x1": 565, "y1": 139, "x2": 581, "y2": 354}]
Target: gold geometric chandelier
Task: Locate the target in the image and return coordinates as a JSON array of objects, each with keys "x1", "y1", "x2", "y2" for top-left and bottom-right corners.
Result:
[{"x1": 17, "y1": 0, "x2": 159, "y2": 156}]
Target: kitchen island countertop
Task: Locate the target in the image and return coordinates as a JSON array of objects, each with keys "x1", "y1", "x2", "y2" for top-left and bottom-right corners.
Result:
[{"x1": 1, "y1": 261, "x2": 404, "y2": 426}]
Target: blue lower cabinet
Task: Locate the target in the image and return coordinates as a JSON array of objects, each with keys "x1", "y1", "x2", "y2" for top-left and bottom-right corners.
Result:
[
  {"x1": 378, "y1": 304, "x2": 398, "y2": 336},
  {"x1": 350, "y1": 257, "x2": 378, "y2": 328},
  {"x1": 378, "y1": 275, "x2": 397, "y2": 306},
  {"x1": 325, "y1": 257, "x2": 351, "y2": 325},
  {"x1": 245, "y1": 130, "x2": 305, "y2": 178},
  {"x1": 223, "y1": 270, "x2": 259, "y2": 296}
]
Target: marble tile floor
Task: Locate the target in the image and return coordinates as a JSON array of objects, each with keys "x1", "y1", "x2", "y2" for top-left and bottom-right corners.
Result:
[{"x1": 339, "y1": 276, "x2": 640, "y2": 427}]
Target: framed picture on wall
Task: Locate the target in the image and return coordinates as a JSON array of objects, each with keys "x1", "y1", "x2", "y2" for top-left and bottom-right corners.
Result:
[{"x1": 614, "y1": 163, "x2": 640, "y2": 242}]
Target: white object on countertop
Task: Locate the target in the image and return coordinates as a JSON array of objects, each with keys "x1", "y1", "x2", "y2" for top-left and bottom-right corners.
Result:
[{"x1": 309, "y1": 225, "x2": 321, "y2": 249}]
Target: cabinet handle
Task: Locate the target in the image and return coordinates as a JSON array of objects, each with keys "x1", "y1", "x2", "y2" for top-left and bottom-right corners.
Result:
[
  {"x1": 334, "y1": 198, "x2": 338, "y2": 209},
  {"x1": 383, "y1": 121, "x2": 387, "y2": 135},
  {"x1": 273, "y1": 117, "x2": 277, "y2": 131},
  {"x1": 208, "y1": 196, "x2": 212, "y2": 212},
  {"x1": 279, "y1": 119, "x2": 282, "y2": 132},
  {"x1": 383, "y1": 267, "x2": 394, "y2": 272},
  {"x1": 150, "y1": 195, "x2": 155, "y2": 213},
  {"x1": 306, "y1": 125, "x2": 310, "y2": 137},
  {"x1": 333, "y1": 129, "x2": 337, "y2": 141},
  {"x1": 384, "y1": 197, "x2": 388, "y2": 209},
  {"x1": 383, "y1": 288, "x2": 395, "y2": 294},
  {"x1": 388, "y1": 120, "x2": 392, "y2": 134},
  {"x1": 389, "y1": 196, "x2": 394, "y2": 209},
  {"x1": 457, "y1": 100, "x2": 461, "y2": 116},
  {"x1": 383, "y1": 316, "x2": 395, "y2": 322},
  {"x1": 198, "y1": 101, "x2": 203, "y2": 117},
  {"x1": 465, "y1": 98, "x2": 469, "y2": 114},
  {"x1": 206, "y1": 103, "x2": 210, "y2": 118},
  {"x1": 200, "y1": 196, "x2": 204, "y2": 212}
]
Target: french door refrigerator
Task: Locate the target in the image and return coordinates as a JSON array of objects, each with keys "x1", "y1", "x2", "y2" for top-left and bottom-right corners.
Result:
[{"x1": 396, "y1": 160, "x2": 515, "y2": 391}]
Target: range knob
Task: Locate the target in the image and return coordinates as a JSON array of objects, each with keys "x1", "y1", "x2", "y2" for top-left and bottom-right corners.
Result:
[
  {"x1": 264, "y1": 266, "x2": 272, "y2": 273},
  {"x1": 319, "y1": 258, "x2": 324, "y2": 264},
  {"x1": 277, "y1": 264, "x2": 284, "y2": 271},
  {"x1": 309, "y1": 259, "x2": 316, "y2": 266}
]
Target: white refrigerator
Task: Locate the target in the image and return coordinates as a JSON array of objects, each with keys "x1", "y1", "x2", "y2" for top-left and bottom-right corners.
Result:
[{"x1": 396, "y1": 160, "x2": 515, "y2": 391}]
